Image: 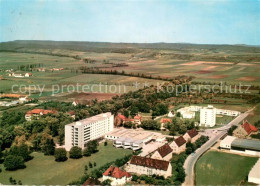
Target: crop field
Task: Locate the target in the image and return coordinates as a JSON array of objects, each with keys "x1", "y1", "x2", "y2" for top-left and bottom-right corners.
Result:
[
  {"x1": 1, "y1": 41, "x2": 260, "y2": 101},
  {"x1": 195, "y1": 151, "x2": 258, "y2": 185}
]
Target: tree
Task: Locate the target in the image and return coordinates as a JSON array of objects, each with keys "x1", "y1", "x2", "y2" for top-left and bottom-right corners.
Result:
[
  {"x1": 42, "y1": 139, "x2": 55, "y2": 155},
  {"x1": 83, "y1": 140, "x2": 98, "y2": 156},
  {"x1": 9, "y1": 143, "x2": 32, "y2": 161},
  {"x1": 104, "y1": 141, "x2": 108, "y2": 146},
  {"x1": 69, "y1": 146, "x2": 82, "y2": 159},
  {"x1": 94, "y1": 162, "x2": 97, "y2": 167},
  {"x1": 89, "y1": 162, "x2": 93, "y2": 168},
  {"x1": 54, "y1": 148, "x2": 68, "y2": 162},
  {"x1": 4, "y1": 155, "x2": 26, "y2": 170}
]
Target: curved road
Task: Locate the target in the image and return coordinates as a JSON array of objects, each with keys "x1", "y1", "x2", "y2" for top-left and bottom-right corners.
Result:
[{"x1": 183, "y1": 110, "x2": 251, "y2": 186}]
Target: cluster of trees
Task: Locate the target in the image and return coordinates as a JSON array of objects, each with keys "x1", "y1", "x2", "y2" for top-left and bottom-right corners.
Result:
[
  {"x1": 68, "y1": 140, "x2": 99, "y2": 160},
  {"x1": 140, "y1": 120, "x2": 161, "y2": 130},
  {"x1": 3, "y1": 143, "x2": 32, "y2": 171},
  {"x1": 17, "y1": 63, "x2": 43, "y2": 71},
  {"x1": 165, "y1": 117, "x2": 196, "y2": 136}
]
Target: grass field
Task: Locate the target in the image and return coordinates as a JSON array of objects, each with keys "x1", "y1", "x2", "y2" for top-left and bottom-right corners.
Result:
[
  {"x1": 0, "y1": 142, "x2": 132, "y2": 185},
  {"x1": 195, "y1": 151, "x2": 258, "y2": 185}
]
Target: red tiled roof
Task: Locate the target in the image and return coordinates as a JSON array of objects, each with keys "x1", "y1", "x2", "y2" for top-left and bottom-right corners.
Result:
[
  {"x1": 103, "y1": 166, "x2": 131, "y2": 179},
  {"x1": 134, "y1": 115, "x2": 142, "y2": 120},
  {"x1": 26, "y1": 109, "x2": 57, "y2": 115},
  {"x1": 174, "y1": 136, "x2": 186, "y2": 147},
  {"x1": 187, "y1": 128, "x2": 198, "y2": 138},
  {"x1": 242, "y1": 121, "x2": 258, "y2": 135},
  {"x1": 160, "y1": 118, "x2": 172, "y2": 124},
  {"x1": 83, "y1": 177, "x2": 101, "y2": 186},
  {"x1": 117, "y1": 114, "x2": 127, "y2": 121},
  {"x1": 130, "y1": 155, "x2": 170, "y2": 171},
  {"x1": 157, "y1": 144, "x2": 173, "y2": 158}
]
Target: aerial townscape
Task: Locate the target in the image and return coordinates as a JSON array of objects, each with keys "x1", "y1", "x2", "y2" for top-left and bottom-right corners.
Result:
[{"x1": 0, "y1": 0, "x2": 260, "y2": 185}]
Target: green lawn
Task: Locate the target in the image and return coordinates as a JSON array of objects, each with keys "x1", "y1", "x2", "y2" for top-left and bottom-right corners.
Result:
[
  {"x1": 195, "y1": 151, "x2": 258, "y2": 185},
  {"x1": 0, "y1": 142, "x2": 131, "y2": 185}
]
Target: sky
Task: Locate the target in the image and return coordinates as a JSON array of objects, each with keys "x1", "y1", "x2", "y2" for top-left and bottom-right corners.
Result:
[{"x1": 0, "y1": 0, "x2": 259, "y2": 45}]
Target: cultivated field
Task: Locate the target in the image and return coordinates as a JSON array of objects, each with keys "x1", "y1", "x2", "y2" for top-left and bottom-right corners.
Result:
[{"x1": 195, "y1": 151, "x2": 258, "y2": 185}]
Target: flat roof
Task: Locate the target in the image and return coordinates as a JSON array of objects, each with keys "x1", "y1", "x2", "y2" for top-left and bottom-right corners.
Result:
[
  {"x1": 231, "y1": 138, "x2": 260, "y2": 151},
  {"x1": 249, "y1": 158, "x2": 260, "y2": 179},
  {"x1": 67, "y1": 112, "x2": 112, "y2": 126},
  {"x1": 108, "y1": 128, "x2": 165, "y2": 142},
  {"x1": 221, "y1": 136, "x2": 236, "y2": 145}
]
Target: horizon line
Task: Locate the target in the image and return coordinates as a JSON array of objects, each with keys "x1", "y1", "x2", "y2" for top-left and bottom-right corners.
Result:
[{"x1": 0, "y1": 39, "x2": 260, "y2": 47}]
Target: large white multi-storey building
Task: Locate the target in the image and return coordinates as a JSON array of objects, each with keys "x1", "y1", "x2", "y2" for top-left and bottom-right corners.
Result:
[
  {"x1": 200, "y1": 105, "x2": 216, "y2": 127},
  {"x1": 65, "y1": 112, "x2": 114, "y2": 151}
]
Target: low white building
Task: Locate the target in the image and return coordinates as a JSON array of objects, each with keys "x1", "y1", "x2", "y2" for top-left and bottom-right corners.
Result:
[
  {"x1": 200, "y1": 105, "x2": 216, "y2": 127},
  {"x1": 177, "y1": 107, "x2": 195, "y2": 119},
  {"x1": 167, "y1": 111, "x2": 175, "y2": 118},
  {"x1": 248, "y1": 159, "x2": 260, "y2": 184},
  {"x1": 220, "y1": 136, "x2": 260, "y2": 157},
  {"x1": 102, "y1": 166, "x2": 131, "y2": 185},
  {"x1": 65, "y1": 112, "x2": 114, "y2": 151},
  {"x1": 220, "y1": 136, "x2": 236, "y2": 149},
  {"x1": 216, "y1": 109, "x2": 240, "y2": 116}
]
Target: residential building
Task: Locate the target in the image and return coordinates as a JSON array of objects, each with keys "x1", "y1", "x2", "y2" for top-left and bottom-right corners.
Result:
[
  {"x1": 167, "y1": 111, "x2": 175, "y2": 118},
  {"x1": 170, "y1": 136, "x2": 186, "y2": 154},
  {"x1": 183, "y1": 128, "x2": 200, "y2": 143},
  {"x1": 65, "y1": 112, "x2": 114, "y2": 151},
  {"x1": 25, "y1": 109, "x2": 57, "y2": 121},
  {"x1": 19, "y1": 96, "x2": 29, "y2": 104},
  {"x1": 200, "y1": 105, "x2": 216, "y2": 127},
  {"x1": 24, "y1": 73, "x2": 32, "y2": 77},
  {"x1": 102, "y1": 166, "x2": 131, "y2": 185},
  {"x1": 114, "y1": 113, "x2": 142, "y2": 127},
  {"x1": 126, "y1": 155, "x2": 172, "y2": 178},
  {"x1": 160, "y1": 118, "x2": 172, "y2": 130},
  {"x1": 151, "y1": 144, "x2": 173, "y2": 161},
  {"x1": 8, "y1": 73, "x2": 24, "y2": 77},
  {"x1": 248, "y1": 158, "x2": 260, "y2": 184},
  {"x1": 233, "y1": 121, "x2": 258, "y2": 138},
  {"x1": 220, "y1": 136, "x2": 260, "y2": 156}
]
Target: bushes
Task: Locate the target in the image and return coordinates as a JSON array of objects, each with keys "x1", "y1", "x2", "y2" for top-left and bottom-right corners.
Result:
[
  {"x1": 69, "y1": 146, "x2": 82, "y2": 159},
  {"x1": 4, "y1": 155, "x2": 26, "y2": 170},
  {"x1": 54, "y1": 148, "x2": 68, "y2": 162}
]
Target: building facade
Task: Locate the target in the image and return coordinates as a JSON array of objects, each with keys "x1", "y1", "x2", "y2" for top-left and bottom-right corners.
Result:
[
  {"x1": 200, "y1": 105, "x2": 216, "y2": 127},
  {"x1": 65, "y1": 112, "x2": 114, "y2": 151},
  {"x1": 183, "y1": 128, "x2": 200, "y2": 143},
  {"x1": 151, "y1": 144, "x2": 173, "y2": 161},
  {"x1": 126, "y1": 155, "x2": 172, "y2": 178},
  {"x1": 170, "y1": 136, "x2": 186, "y2": 154}
]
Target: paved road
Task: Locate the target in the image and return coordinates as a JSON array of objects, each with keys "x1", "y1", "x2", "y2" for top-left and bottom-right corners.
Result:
[{"x1": 183, "y1": 111, "x2": 251, "y2": 186}]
